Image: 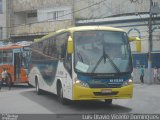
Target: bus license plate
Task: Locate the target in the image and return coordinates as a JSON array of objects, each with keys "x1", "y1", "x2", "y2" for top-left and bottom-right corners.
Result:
[{"x1": 101, "y1": 89, "x2": 112, "y2": 93}]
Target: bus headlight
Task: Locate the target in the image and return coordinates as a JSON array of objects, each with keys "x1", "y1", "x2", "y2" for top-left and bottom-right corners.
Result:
[
  {"x1": 75, "y1": 78, "x2": 89, "y2": 88},
  {"x1": 122, "y1": 79, "x2": 133, "y2": 87}
]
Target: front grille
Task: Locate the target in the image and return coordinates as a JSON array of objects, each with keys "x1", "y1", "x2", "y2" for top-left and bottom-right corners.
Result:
[
  {"x1": 89, "y1": 84, "x2": 122, "y2": 88},
  {"x1": 93, "y1": 91, "x2": 118, "y2": 96}
]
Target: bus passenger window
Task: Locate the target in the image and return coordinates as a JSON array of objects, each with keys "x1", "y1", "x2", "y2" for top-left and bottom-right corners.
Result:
[
  {"x1": 60, "y1": 43, "x2": 66, "y2": 58},
  {"x1": 56, "y1": 33, "x2": 68, "y2": 59},
  {"x1": 48, "y1": 39, "x2": 53, "y2": 56},
  {"x1": 51, "y1": 40, "x2": 58, "y2": 58},
  {"x1": 38, "y1": 42, "x2": 43, "y2": 50},
  {"x1": 43, "y1": 40, "x2": 50, "y2": 55}
]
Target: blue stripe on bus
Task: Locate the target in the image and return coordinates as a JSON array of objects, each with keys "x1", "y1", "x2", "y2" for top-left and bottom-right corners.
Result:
[
  {"x1": 77, "y1": 74, "x2": 131, "y2": 88},
  {"x1": 33, "y1": 60, "x2": 58, "y2": 86}
]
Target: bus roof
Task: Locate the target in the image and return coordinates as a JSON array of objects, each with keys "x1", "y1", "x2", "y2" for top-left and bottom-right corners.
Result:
[
  {"x1": 67, "y1": 26, "x2": 125, "y2": 32},
  {"x1": 0, "y1": 44, "x2": 23, "y2": 50},
  {"x1": 34, "y1": 26, "x2": 125, "y2": 42},
  {"x1": 34, "y1": 29, "x2": 66, "y2": 42}
]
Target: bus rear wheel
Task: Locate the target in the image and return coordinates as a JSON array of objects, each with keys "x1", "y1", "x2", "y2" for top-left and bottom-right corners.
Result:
[
  {"x1": 35, "y1": 80, "x2": 42, "y2": 95},
  {"x1": 105, "y1": 99, "x2": 112, "y2": 104},
  {"x1": 57, "y1": 84, "x2": 68, "y2": 105}
]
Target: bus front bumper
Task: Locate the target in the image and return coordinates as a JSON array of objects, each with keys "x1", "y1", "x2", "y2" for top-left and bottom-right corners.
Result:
[{"x1": 73, "y1": 84, "x2": 133, "y2": 100}]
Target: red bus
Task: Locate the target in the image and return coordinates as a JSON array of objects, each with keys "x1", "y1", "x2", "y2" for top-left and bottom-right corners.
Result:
[{"x1": 0, "y1": 43, "x2": 31, "y2": 85}]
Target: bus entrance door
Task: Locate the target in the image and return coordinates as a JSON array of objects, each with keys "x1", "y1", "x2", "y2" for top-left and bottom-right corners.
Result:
[{"x1": 13, "y1": 49, "x2": 21, "y2": 83}]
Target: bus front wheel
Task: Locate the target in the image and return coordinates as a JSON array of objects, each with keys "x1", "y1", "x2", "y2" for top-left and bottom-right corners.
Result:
[
  {"x1": 57, "y1": 84, "x2": 68, "y2": 105},
  {"x1": 105, "y1": 99, "x2": 112, "y2": 104}
]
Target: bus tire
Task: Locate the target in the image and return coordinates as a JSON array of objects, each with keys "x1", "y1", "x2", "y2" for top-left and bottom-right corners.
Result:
[
  {"x1": 105, "y1": 99, "x2": 112, "y2": 105},
  {"x1": 35, "y1": 79, "x2": 42, "y2": 95},
  {"x1": 7, "y1": 74, "x2": 12, "y2": 90},
  {"x1": 57, "y1": 83, "x2": 68, "y2": 105}
]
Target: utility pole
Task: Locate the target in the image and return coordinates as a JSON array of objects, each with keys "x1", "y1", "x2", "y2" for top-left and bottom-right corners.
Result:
[
  {"x1": 147, "y1": 0, "x2": 160, "y2": 84},
  {"x1": 147, "y1": 0, "x2": 153, "y2": 84},
  {"x1": 72, "y1": 0, "x2": 75, "y2": 26},
  {"x1": 0, "y1": 27, "x2": 2, "y2": 40}
]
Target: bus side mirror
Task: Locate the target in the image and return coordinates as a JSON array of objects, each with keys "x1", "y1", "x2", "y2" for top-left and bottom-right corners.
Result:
[
  {"x1": 128, "y1": 37, "x2": 141, "y2": 52},
  {"x1": 67, "y1": 36, "x2": 73, "y2": 54}
]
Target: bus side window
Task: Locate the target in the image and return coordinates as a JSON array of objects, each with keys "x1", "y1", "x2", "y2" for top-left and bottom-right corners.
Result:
[
  {"x1": 48, "y1": 39, "x2": 52, "y2": 56},
  {"x1": 43, "y1": 39, "x2": 50, "y2": 55},
  {"x1": 37, "y1": 42, "x2": 43, "y2": 52},
  {"x1": 56, "y1": 33, "x2": 68, "y2": 59},
  {"x1": 50, "y1": 37, "x2": 57, "y2": 58}
]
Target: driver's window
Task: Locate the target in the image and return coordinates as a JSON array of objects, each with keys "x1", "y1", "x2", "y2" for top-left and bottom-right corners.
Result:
[{"x1": 64, "y1": 53, "x2": 72, "y2": 77}]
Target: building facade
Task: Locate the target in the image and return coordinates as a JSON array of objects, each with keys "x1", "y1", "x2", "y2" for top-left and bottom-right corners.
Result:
[
  {"x1": 0, "y1": 0, "x2": 9, "y2": 41},
  {"x1": 10, "y1": 0, "x2": 73, "y2": 42}
]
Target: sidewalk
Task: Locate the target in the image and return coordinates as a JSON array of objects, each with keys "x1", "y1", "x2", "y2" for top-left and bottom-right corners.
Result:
[
  {"x1": 0, "y1": 86, "x2": 11, "y2": 92},
  {"x1": 133, "y1": 77, "x2": 160, "y2": 84},
  {"x1": 133, "y1": 68, "x2": 160, "y2": 84}
]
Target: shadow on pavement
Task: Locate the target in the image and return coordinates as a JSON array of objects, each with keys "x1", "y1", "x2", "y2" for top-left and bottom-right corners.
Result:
[
  {"x1": 20, "y1": 90, "x2": 132, "y2": 114},
  {"x1": 0, "y1": 84, "x2": 32, "y2": 91}
]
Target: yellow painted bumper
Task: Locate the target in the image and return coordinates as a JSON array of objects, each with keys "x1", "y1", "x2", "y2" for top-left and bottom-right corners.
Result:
[{"x1": 73, "y1": 84, "x2": 133, "y2": 100}]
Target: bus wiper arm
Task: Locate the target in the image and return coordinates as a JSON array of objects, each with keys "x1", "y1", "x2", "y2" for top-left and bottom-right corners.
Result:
[
  {"x1": 103, "y1": 45, "x2": 107, "y2": 63},
  {"x1": 103, "y1": 44, "x2": 120, "y2": 73},
  {"x1": 91, "y1": 44, "x2": 107, "y2": 72},
  {"x1": 77, "y1": 52, "x2": 84, "y2": 62},
  {"x1": 91, "y1": 46, "x2": 120, "y2": 73},
  {"x1": 91, "y1": 55, "x2": 103, "y2": 73},
  {"x1": 105, "y1": 53, "x2": 121, "y2": 73}
]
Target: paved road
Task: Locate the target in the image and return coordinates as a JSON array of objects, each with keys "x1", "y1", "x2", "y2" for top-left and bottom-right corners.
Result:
[{"x1": 0, "y1": 84, "x2": 160, "y2": 119}]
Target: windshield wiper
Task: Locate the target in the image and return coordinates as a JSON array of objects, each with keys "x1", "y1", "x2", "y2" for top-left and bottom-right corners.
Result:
[
  {"x1": 91, "y1": 44, "x2": 120, "y2": 73},
  {"x1": 103, "y1": 45, "x2": 107, "y2": 63},
  {"x1": 77, "y1": 52, "x2": 84, "y2": 63},
  {"x1": 104, "y1": 52, "x2": 121, "y2": 73}
]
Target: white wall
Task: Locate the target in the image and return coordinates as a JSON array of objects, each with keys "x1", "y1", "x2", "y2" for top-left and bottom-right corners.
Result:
[
  {"x1": 38, "y1": 6, "x2": 72, "y2": 22},
  {"x1": 14, "y1": 13, "x2": 26, "y2": 25},
  {"x1": 13, "y1": 0, "x2": 73, "y2": 12},
  {"x1": 26, "y1": 16, "x2": 37, "y2": 24}
]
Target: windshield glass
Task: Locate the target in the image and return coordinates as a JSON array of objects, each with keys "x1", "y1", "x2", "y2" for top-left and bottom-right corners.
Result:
[{"x1": 74, "y1": 30, "x2": 132, "y2": 74}]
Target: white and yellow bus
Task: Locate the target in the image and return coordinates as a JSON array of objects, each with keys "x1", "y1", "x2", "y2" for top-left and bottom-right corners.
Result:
[{"x1": 29, "y1": 26, "x2": 140, "y2": 104}]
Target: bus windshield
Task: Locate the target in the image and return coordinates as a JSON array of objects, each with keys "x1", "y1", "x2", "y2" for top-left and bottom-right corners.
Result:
[{"x1": 74, "y1": 30, "x2": 132, "y2": 74}]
